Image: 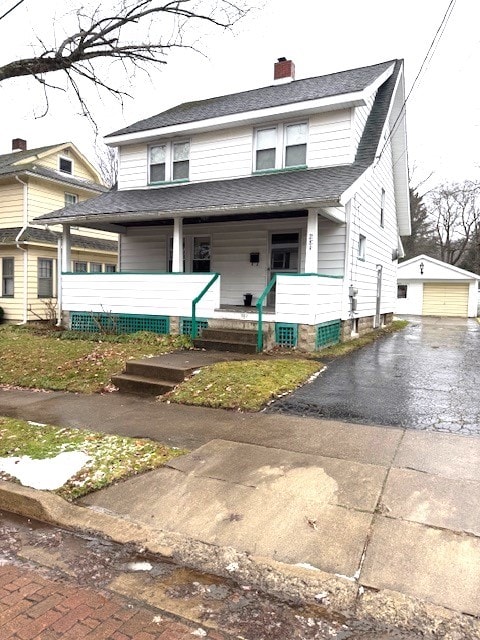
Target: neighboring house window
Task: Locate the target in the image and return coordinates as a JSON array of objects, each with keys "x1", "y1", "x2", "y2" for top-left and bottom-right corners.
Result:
[
  {"x1": 397, "y1": 284, "x2": 408, "y2": 298},
  {"x1": 65, "y1": 193, "x2": 78, "y2": 206},
  {"x1": 38, "y1": 259, "x2": 53, "y2": 298},
  {"x1": 90, "y1": 262, "x2": 103, "y2": 273},
  {"x1": 73, "y1": 261, "x2": 88, "y2": 273},
  {"x1": 254, "y1": 122, "x2": 307, "y2": 172},
  {"x1": 104, "y1": 264, "x2": 117, "y2": 273},
  {"x1": 149, "y1": 141, "x2": 190, "y2": 183},
  {"x1": 380, "y1": 188, "x2": 385, "y2": 227},
  {"x1": 2, "y1": 257, "x2": 14, "y2": 297},
  {"x1": 59, "y1": 157, "x2": 73, "y2": 174},
  {"x1": 358, "y1": 234, "x2": 366, "y2": 260}
]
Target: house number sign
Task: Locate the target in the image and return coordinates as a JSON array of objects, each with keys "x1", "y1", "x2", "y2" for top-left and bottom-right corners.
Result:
[{"x1": 308, "y1": 233, "x2": 314, "y2": 250}]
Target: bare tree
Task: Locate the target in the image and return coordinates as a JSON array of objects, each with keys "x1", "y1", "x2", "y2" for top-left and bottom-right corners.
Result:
[
  {"x1": 0, "y1": 0, "x2": 250, "y2": 124},
  {"x1": 96, "y1": 143, "x2": 118, "y2": 188},
  {"x1": 427, "y1": 180, "x2": 480, "y2": 266}
]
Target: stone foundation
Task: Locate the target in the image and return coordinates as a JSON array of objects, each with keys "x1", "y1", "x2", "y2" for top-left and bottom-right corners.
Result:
[{"x1": 341, "y1": 313, "x2": 394, "y2": 341}]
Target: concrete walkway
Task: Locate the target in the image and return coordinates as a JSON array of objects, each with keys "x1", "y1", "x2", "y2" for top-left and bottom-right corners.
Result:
[{"x1": 2, "y1": 387, "x2": 480, "y2": 633}]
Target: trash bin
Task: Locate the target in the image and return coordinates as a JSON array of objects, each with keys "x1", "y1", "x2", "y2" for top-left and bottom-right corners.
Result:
[{"x1": 243, "y1": 293, "x2": 253, "y2": 306}]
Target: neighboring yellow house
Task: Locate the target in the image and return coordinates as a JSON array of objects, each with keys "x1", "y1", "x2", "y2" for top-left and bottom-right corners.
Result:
[{"x1": 0, "y1": 139, "x2": 118, "y2": 323}]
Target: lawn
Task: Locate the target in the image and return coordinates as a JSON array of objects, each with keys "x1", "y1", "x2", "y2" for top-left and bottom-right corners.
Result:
[
  {"x1": 165, "y1": 358, "x2": 322, "y2": 411},
  {"x1": 0, "y1": 325, "x2": 190, "y2": 393},
  {"x1": 0, "y1": 416, "x2": 186, "y2": 501}
]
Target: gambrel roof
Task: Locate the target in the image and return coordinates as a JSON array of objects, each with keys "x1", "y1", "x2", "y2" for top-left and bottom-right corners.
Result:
[
  {"x1": 107, "y1": 60, "x2": 396, "y2": 137},
  {"x1": 34, "y1": 59, "x2": 410, "y2": 235}
]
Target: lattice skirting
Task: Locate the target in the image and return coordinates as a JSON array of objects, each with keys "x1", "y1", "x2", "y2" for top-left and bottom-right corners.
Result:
[{"x1": 70, "y1": 312, "x2": 170, "y2": 334}]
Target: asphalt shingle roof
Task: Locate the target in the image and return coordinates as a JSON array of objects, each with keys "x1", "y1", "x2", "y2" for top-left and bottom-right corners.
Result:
[
  {"x1": 35, "y1": 60, "x2": 401, "y2": 226},
  {"x1": 0, "y1": 227, "x2": 117, "y2": 252},
  {"x1": 108, "y1": 60, "x2": 396, "y2": 137}
]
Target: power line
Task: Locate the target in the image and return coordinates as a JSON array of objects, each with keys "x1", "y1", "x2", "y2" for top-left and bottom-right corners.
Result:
[
  {"x1": 0, "y1": 0, "x2": 25, "y2": 22},
  {"x1": 377, "y1": 0, "x2": 457, "y2": 162}
]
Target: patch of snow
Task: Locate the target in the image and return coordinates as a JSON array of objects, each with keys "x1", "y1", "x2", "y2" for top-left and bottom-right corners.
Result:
[
  {"x1": 126, "y1": 561, "x2": 153, "y2": 571},
  {"x1": 27, "y1": 421, "x2": 47, "y2": 427},
  {"x1": 295, "y1": 562, "x2": 320, "y2": 571},
  {"x1": 225, "y1": 562, "x2": 239, "y2": 572},
  {"x1": 191, "y1": 629, "x2": 207, "y2": 637},
  {"x1": 0, "y1": 451, "x2": 91, "y2": 490},
  {"x1": 334, "y1": 573, "x2": 357, "y2": 582}
]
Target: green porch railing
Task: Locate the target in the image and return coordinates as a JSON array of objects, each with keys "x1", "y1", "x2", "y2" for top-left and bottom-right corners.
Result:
[
  {"x1": 255, "y1": 274, "x2": 277, "y2": 352},
  {"x1": 191, "y1": 273, "x2": 220, "y2": 339}
]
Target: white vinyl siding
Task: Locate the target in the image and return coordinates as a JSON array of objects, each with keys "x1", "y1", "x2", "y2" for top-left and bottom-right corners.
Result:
[
  {"x1": 342, "y1": 133, "x2": 397, "y2": 321},
  {"x1": 307, "y1": 109, "x2": 353, "y2": 167},
  {"x1": 116, "y1": 109, "x2": 355, "y2": 188}
]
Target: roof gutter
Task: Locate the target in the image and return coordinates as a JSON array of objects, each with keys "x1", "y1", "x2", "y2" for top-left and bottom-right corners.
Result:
[
  {"x1": 35, "y1": 196, "x2": 342, "y2": 227},
  {"x1": 14, "y1": 175, "x2": 29, "y2": 324}
]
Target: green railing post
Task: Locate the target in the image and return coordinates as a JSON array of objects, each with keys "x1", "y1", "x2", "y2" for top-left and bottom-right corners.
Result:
[
  {"x1": 255, "y1": 274, "x2": 277, "y2": 352},
  {"x1": 191, "y1": 273, "x2": 220, "y2": 339}
]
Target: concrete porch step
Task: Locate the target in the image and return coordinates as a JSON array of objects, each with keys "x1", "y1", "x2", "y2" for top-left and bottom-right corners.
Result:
[
  {"x1": 111, "y1": 373, "x2": 176, "y2": 396},
  {"x1": 125, "y1": 358, "x2": 193, "y2": 383},
  {"x1": 199, "y1": 328, "x2": 258, "y2": 344},
  {"x1": 193, "y1": 338, "x2": 257, "y2": 354}
]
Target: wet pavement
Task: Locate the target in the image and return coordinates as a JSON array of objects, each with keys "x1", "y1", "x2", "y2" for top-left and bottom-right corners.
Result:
[
  {"x1": 0, "y1": 510, "x2": 427, "y2": 639},
  {"x1": 269, "y1": 317, "x2": 480, "y2": 434}
]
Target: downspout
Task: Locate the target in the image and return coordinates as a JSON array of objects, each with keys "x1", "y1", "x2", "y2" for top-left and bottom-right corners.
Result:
[{"x1": 14, "y1": 175, "x2": 29, "y2": 324}]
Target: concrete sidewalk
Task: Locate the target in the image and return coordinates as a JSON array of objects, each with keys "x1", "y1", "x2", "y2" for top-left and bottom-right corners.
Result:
[{"x1": 2, "y1": 387, "x2": 480, "y2": 636}]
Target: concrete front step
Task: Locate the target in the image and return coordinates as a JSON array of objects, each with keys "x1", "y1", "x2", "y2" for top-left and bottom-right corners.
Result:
[
  {"x1": 125, "y1": 359, "x2": 193, "y2": 383},
  {"x1": 200, "y1": 328, "x2": 258, "y2": 344},
  {"x1": 111, "y1": 373, "x2": 176, "y2": 396},
  {"x1": 193, "y1": 338, "x2": 257, "y2": 354}
]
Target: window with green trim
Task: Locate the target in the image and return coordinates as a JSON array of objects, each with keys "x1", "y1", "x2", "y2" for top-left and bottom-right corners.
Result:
[
  {"x1": 254, "y1": 122, "x2": 307, "y2": 172},
  {"x1": 149, "y1": 140, "x2": 190, "y2": 183}
]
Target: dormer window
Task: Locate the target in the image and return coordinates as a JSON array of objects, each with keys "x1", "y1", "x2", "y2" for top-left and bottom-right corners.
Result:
[
  {"x1": 149, "y1": 141, "x2": 190, "y2": 184},
  {"x1": 59, "y1": 156, "x2": 73, "y2": 174},
  {"x1": 254, "y1": 122, "x2": 307, "y2": 172}
]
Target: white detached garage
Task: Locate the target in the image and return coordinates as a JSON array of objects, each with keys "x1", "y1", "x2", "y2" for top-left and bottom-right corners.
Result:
[{"x1": 396, "y1": 255, "x2": 479, "y2": 318}]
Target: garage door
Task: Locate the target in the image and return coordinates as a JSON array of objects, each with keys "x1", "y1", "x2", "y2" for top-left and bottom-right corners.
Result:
[{"x1": 422, "y1": 282, "x2": 469, "y2": 317}]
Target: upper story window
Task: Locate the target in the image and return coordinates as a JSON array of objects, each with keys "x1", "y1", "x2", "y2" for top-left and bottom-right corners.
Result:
[
  {"x1": 149, "y1": 141, "x2": 190, "y2": 184},
  {"x1": 105, "y1": 264, "x2": 117, "y2": 273},
  {"x1": 73, "y1": 261, "x2": 88, "y2": 273},
  {"x1": 254, "y1": 122, "x2": 307, "y2": 172},
  {"x1": 64, "y1": 193, "x2": 78, "y2": 206},
  {"x1": 59, "y1": 156, "x2": 73, "y2": 174},
  {"x1": 358, "y1": 234, "x2": 366, "y2": 261},
  {"x1": 380, "y1": 188, "x2": 385, "y2": 227},
  {"x1": 90, "y1": 263, "x2": 103, "y2": 273}
]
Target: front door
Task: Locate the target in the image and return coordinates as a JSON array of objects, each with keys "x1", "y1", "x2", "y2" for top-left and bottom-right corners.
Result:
[{"x1": 267, "y1": 232, "x2": 300, "y2": 306}]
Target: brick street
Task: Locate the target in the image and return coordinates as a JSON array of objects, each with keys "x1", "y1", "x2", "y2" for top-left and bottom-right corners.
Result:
[{"x1": 0, "y1": 564, "x2": 230, "y2": 640}]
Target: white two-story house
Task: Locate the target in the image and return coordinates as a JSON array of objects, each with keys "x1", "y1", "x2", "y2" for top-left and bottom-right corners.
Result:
[{"x1": 35, "y1": 58, "x2": 410, "y2": 351}]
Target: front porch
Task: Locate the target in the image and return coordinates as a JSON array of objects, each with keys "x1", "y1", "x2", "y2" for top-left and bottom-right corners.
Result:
[{"x1": 60, "y1": 271, "x2": 344, "y2": 351}]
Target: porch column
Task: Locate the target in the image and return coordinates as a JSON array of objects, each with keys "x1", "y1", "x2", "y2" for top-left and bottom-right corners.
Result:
[
  {"x1": 305, "y1": 209, "x2": 319, "y2": 273},
  {"x1": 172, "y1": 216, "x2": 183, "y2": 272},
  {"x1": 57, "y1": 226, "x2": 71, "y2": 327}
]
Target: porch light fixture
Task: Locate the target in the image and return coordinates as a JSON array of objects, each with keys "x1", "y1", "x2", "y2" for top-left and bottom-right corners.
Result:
[{"x1": 419, "y1": 261, "x2": 424, "y2": 275}]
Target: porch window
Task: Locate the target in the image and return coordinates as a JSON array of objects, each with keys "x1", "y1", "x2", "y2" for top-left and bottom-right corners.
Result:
[
  {"x1": 397, "y1": 284, "x2": 408, "y2": 298},
  {"x1": 90, "y1": 262, "x2": 103, "y2": 273},
  {"x1": 105, "y1": 264, "x2": 117, "y2": 273},
  {"x1": 271, "y1": 233, "x2": 299, "y2": 270},
  {"x1": 254, "y1": 122, "x2": 307, "y2": 172},
  {"x1": 2, "y1": 257, "x2": 14, "y2": 297},
  {"x1": 149, "y1": 141, "x2": 190, "y2": 183},
  {"x1": 192, "y1": 237, "x2": 211, "y2": 273},
  {"x1": 73, "y1": 261, "x2": 88, "y2": 273},
  {"x1": 168, "y1": 236, "x2": 210, "y2": 272},
  {"x1": 38, "y1": 258, "x2": 54, "y2": 298}
]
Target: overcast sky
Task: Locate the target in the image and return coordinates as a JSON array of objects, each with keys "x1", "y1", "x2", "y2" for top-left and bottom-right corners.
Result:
[{"x1": 0, "y1": 0, "x2": 478, "y2": 188}]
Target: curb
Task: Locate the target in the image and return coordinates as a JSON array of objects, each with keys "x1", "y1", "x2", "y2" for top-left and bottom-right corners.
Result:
[{"x1": 1, "y1": 481, "x2": 480, "y2": 639}]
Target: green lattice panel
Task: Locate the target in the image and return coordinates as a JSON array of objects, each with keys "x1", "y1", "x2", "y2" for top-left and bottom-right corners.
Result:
[
  {"x1": 316, "y1": 320, "x2": 341, "y2": 348},
  {"x1": 275, "y1": 323, "x2": 298, "y2": 347},
  {"x1": 180, "y1": 317, "x2": 209, "y2": 336},
  {"x1": 70, "y1": 312, "x2": 169, "y2": 335}
]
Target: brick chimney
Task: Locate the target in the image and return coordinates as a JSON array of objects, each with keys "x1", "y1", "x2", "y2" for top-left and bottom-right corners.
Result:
[
  {"x1": 274, "y1": 57, "x2": 295, "y2": 83},
  {"x1": 12, "y1": 138, "x2": 27, "y2": 152}
]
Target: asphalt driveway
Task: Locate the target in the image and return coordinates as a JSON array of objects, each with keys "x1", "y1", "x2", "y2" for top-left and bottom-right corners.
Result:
[{"x1": 268, "y1": 316, "x2": 480, "y2": 434}]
